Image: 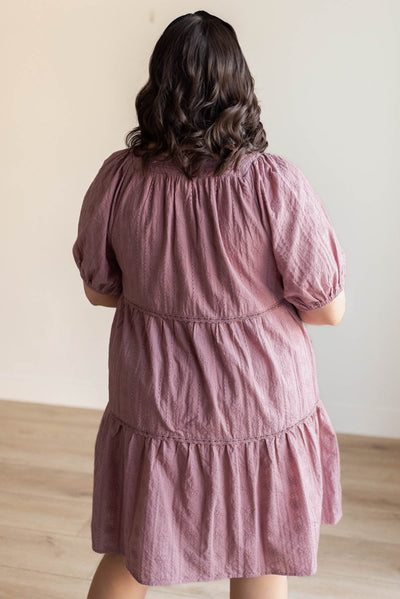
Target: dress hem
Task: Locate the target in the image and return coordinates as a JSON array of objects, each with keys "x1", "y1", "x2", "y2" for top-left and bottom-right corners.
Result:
[
  {"x1": 91, "y1": 503, "x2": 343, "y2": 586},
  {"x1": 91, "y1": 544, "x2": 320, "y2": 585}
]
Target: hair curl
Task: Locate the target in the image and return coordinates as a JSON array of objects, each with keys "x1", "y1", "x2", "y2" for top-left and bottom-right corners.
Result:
[{"x1": 125, "y1": 10, "x2": 268, "y2": 179}]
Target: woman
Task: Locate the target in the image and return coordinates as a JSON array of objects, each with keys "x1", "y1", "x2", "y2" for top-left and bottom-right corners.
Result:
[{"x1": 73, "y1": 10, "x2": 346, "y2": 599}]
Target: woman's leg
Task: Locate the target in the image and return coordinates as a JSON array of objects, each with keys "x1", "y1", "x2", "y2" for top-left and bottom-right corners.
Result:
[
  {"x1": 230, "y1": 574, "x2": 288, "y2": 599},
  {"x1": 87, "y1": 553, "x2": 149, "y2": 599}
]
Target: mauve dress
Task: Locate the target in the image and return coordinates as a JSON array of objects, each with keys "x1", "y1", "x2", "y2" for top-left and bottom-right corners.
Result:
[{"x1": 72, "y1": 148, "x2": 346, "y2": 586}]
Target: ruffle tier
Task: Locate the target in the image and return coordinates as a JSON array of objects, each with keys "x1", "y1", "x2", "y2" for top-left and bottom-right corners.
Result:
[{"x1": 91, "y1": 398, "x2": 342, "y2": 586}]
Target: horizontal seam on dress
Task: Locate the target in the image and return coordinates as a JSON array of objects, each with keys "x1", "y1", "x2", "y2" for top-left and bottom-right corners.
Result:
[
  {"x1": 122, "y1": 296, "x2": 285, "y2": 322},
  {"x1": 106, "y1": 400, "x2": 319, "y2": 445}
]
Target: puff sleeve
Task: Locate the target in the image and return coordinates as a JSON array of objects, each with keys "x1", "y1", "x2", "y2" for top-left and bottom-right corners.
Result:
[
  {"x1": 72, "y1": 149, "x2": 129, "y2": 296},
  {"x1": 254, "y1": 153, "x2": 346, "y2": 312}
]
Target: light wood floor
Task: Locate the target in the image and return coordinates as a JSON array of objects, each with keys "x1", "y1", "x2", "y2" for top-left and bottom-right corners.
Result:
[{"x1": 0, "y1": 398, "x2": 399, "y2": 598}]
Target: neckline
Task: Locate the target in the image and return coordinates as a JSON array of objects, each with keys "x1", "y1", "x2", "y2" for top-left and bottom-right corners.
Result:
[{"x1": 142, "y1": 151, "x2": 262, "y2": 177}]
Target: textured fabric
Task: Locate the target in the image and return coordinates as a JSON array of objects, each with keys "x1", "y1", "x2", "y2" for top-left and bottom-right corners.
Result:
[{"x1": 72, "y1": 149, "x2": 346, "y2": 586}]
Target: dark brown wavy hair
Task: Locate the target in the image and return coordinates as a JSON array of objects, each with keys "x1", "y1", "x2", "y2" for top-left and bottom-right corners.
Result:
[{"x1": 125, "y1": 10, "x2": 268, "y2": 179}]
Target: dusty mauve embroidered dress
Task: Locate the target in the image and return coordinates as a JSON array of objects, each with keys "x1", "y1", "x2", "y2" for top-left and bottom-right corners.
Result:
[{"x1": 72, "y1": 148, "x2": 346, "y2": 586}]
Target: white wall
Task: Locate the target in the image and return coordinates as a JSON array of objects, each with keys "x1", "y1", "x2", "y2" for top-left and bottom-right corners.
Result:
[{"x1": 1, "y1": 0, "x2": 399, "y2": 437}]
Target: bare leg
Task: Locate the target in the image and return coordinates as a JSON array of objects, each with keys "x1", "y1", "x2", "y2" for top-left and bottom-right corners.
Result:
[
  {"x1": 87, "y1": 553, "x2": 149, "y2": 599},
  {"x1": 230, "y1": 574, "x2": 288, "y2": 599}
]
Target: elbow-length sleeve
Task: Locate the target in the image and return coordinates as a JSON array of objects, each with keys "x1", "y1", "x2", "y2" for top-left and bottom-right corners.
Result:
[
  {"x1": 254, "y1": 153, "x2": 346, "y2": 312},
  {"x1": 72, "y1": 149, "x2": 130, "y2": 296}
]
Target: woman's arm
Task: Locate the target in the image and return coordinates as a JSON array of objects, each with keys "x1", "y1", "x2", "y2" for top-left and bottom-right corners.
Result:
[
  {"x1": 297, "y1": 289, "x2": 346, "y2": 326},
  {"x1": 83, "y1": 282, "x2": 121, "y2": 307}
]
